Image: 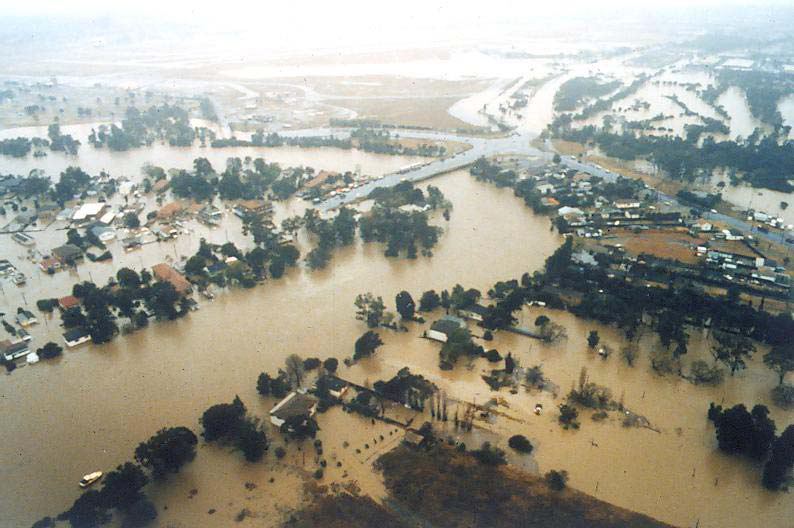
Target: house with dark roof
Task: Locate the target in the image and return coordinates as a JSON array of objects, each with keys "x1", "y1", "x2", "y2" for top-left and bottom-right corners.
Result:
[
  {"x1": 426, "y1": 315, "x2": 466, "y2": 342},
  {"x1": 51, "y1": 244, "x2": 83, "y2": 265},
  {"x1": 63, "y1": 328, "x2": 91, "y2": 347},
  {"x1": 1, "y1": 340, "x2": 30, "y2": 361},
  {"x1": 456, "y1": 303, "x2": 489, "y2": 322},
  {"x1": 234, "y1": 200, "x2": 272, "y2": 218},
  {"x1": 269, "y1": 391, "x2": 318, "y2": 428}
]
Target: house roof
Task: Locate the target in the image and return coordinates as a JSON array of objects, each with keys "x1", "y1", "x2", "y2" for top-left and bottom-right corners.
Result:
[
  {"x1": 63, "y1": 327, "x2": 89, "y2": 341},
  {"x1": 460, "y1": 303, "x2": 488, "y2": 316},
  {"x1": 157, "y1": 202, "x2": 184, "y2": 219},
  {"x1": 152, "y1": 179, "x2": 170, "y2": 193},
  {"x1": 59, "y1": 295, "x2": 80, "y2": 309},
  {"x1": 52, "y1": 244, "x2": 83, "y2": 260},
  {"x1": 72, "y1": 203, "x2": 105, "y2": 221},
  {"x1": 152, "y1": 263, "x2": 191, "y2": 294},
  {"x1": 236, "y1": 199, "x2": 270, "y2": 212},
  {"x1": 270, "y1": 391, "x2": 318, "y2": 420},
  {"x1": 325, "y1": 377, "x2": 348, "y2": 391},
  {"x1": 1, "y1": 339, "x2": 29, "y2": 355},
  {"x1": 431, "y1": 315, "x2": 465, "y2": 336}
]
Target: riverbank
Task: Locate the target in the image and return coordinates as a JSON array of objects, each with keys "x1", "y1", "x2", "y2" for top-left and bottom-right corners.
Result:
[{"x1": 376, "y1": 444, "x2": 676, "y2": 528}]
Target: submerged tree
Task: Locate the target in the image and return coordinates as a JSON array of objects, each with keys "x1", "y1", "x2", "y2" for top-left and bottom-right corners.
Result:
[
  {"x1": 764, "y1": 343, "x2": 794, "y2": 386},
  {"x1": 354, "y1": 331, "x2": 383, "y2": 360},
  {"x1": 134, "y1": 427, "x2": 197, "y2": 480},
  {"x1": 712, "y1": 331, "x2": 756, "y2": 376}
]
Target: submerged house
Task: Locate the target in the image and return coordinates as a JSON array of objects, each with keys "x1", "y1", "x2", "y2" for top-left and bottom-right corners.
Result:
[
  {"x1": 456, "y1": 304, "x2": 488, "y2": 322},
  {"x1": 269, "y1": 391, "x2": 318, "y2": 428},
  {"x1": 63, "y1": 328, "x2": 91, "y2": 347},
  {"x1": 152, "y1": 263, "x2": 192, "y2": 295},
  {"x1": 426, "y1": 315, "x2": 466, "y2": 343},
  {"x1": 1, "y1": 340, "x2": 30, "y2": 361},
  {"x1": 52, "y1": 244, "x2": 83, "y2": 265}
]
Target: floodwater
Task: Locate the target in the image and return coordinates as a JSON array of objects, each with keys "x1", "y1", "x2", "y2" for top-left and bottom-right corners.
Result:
[
  {"x1": 779, "y1": 94, "x2": 794, "y2": 139},
  {"x1": 0, "y1": 153, "x2": 563, "y2": 526},
  {"x1": 2, "y1": 68, "x2": 794, "y2": 528},
  {"x1": 709, "y1": 170, "x2": 794, "y2": 227},
  {"x1": 718, "y1": 86, "x2": 763, "y2": 141}
]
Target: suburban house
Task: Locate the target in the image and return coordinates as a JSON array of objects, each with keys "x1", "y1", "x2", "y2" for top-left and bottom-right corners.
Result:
[
  {"x1": 456, "y1": 304, "x2": 489, "y2": 322},
  {"x1": 426, "y1": 315, "x2": 466, "y2": 342},
  {"x1": 321, "y1": 377, "x2": 350, "y2": 399},
  {"x1": 722, "y1": 229, "x2": 745, "y2": 241},
  {"x1": 152, "y1": 179, "x2": 170, "y2": 194},
  {"x1": 614, "y1": 199, "x2": 641, "y2": 209},
  {"x1": 16, "y1": 310, "x2": 37, "y2": 327},
  {"x1": 11, "y1": 232, "x2": 35, "y2": 246},
  {"x1": 1, "y1": 340, "x2": 30, "y2": 361},
  {"x1": 58, "y1": 295, "x2": 80, "y2": 311},
  {"x1": 234, "y1": 200, "x2": 272, "y2": 218},
  {"x1": 71, "y1": 203, "x2": 106, "y2": 222},
  {"x1": 98, "y1": 211, "x2": 116, "y2": 225},
  {"x1": 304, "y1": 170, "x2": 338, "y2": 189},
  {"x1": 39, "y1": 257, "x2": 61, "y2": 272},
  {"x1": 51, "y1": 244, "x2": 83, "y2": 265},
  {"x1": 197, "y1": 205, "x2": 222, "y2": 226},
  {"x1": 90, "y1": 225, "x2": 116, "y2": 242},
  {"x1": 63, "y1": 328, "x2": 91, "y2": 348},
  {"x1": 156, "y1": 202, "x2": 185, "y2": 220},
  {"x1": 269, "y1": 391, "x2": 318, "y2": 428},
  {"x1": 122, "y1": 236, "x2": 142, "y2": 251},
  {"x1": 152, "y1": 263, "x2": 192, "y2": 295}
]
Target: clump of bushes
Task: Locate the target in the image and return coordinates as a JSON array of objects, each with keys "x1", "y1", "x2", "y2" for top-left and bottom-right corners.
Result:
[
  {"x1": 772, "y1": 384, "x2": 794, "y2": 409},
  {"x1": 690, "y1": 360, "x2": 724, "y2": 386},
  {"x1": 507, "y1": 435, "x2": 533, "y2": 453},
  {"x1": 545, "y1": 469, "x2": 568, "y2": 491}
]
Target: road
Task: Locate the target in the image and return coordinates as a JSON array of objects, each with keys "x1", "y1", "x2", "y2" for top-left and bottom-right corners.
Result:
[{"x1": 277, "y1": 128, "x2": 543, "y2": 212}]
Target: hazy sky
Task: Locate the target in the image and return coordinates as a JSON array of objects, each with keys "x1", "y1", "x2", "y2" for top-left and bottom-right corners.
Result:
[
  {"x1": 1, "y1": 0, "x2": 791, "y2": 17},
  {"x1": 1, "y1": 0, "x2": 791, "y2": 56}
]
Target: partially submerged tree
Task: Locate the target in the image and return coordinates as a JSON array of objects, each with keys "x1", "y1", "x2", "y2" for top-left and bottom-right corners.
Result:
[
  {"x1": 712, "y1": 331, "x2": 756, "y2": 376},
  {"x1": 354, "y1": 331, "x2": 383, "y2": 360},
  {"x1": 134, "y1": 427, "x2": 197, "y2": 480},
  {"x1": 763, "y1": 424, "x2": 794, "y2": 491},
  {"x1": 764, "y1": 343, "x2": 794, "y2": 386},
  {"x1": 355, "y1": 293, "x2": 385, "y2": 328},
  {"x1": 587, "y1": 330, "x2": 600, "y2": 349},
  {"x1": 395, "y1": 291, "x2": 416, "y2": 321}
]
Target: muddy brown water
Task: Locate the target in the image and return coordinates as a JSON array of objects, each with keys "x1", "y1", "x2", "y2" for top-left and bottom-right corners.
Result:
[{"x1": 0, "y1": 133, "x2": 792, "y2": 527}]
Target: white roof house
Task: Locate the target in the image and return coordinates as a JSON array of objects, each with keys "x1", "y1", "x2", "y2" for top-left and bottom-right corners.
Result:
[
  {"x1": 99, "y1": 212, "x2": 116, "y2": 225},
  {"x1": 72, "y1": 203, "x2": 106, "y2": 221}
]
